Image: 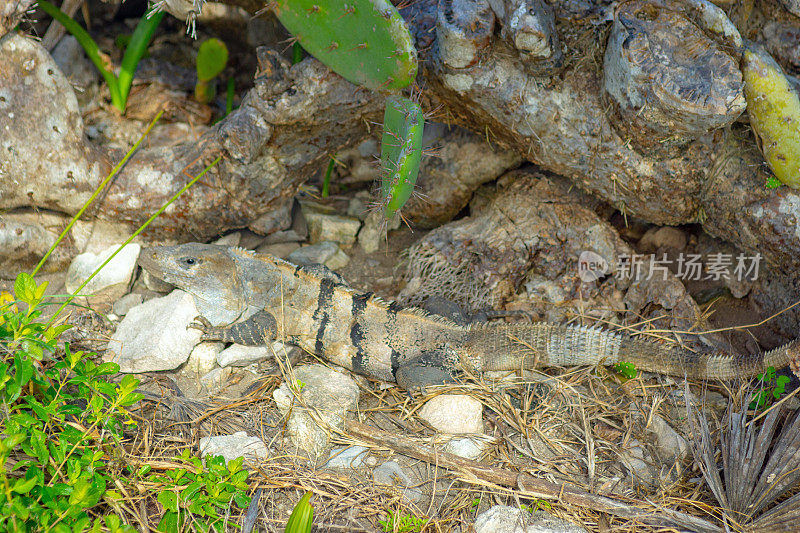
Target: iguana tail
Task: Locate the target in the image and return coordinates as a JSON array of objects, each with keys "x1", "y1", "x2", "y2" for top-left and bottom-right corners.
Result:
[{"x1": 464, "y1": 322, "x2": 800, "y2": 380}]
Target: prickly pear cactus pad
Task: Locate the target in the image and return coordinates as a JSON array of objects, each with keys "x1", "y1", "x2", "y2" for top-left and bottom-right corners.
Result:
[
  {"x1": 380, "y1": 96, "x2": 424, "y2": 219},
  {"x1": 743, "y1": 43, "x2": 800, "y2": 188},
  {"x1": 271, "y1": 0, "x2": 417, "y2": 91}
]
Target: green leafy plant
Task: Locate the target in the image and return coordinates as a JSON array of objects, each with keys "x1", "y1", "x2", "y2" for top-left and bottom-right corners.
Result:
[
  {"x1": 521, "y1": 499, "x2": 552, "y2": 513},
  {"x1": 195, "y1": 38, "x2": 229, "y2": 104},
  {"x1": 614, "y1": 361, "x2": 638, "y2": 379},
  {"x1": 0, "y1": 111, "x2": 226, "y2": 532},
  {"x1": 149, "y1": 450, "x2": 250, "y2": 532},
  {"x1": 379, "y1": 510, "x2": 428, "y2": 532},
  {"x1": 0, "y1": 274, "x2": 142, "y2": 532},
  {"x1": 285, "y1": 492, "x2": 314, "y2": 533},
  {"x1": 749, "y1": 366, "x2": 790, "y2": 409},
  {"x1": 271, "y1": 0, "x2": 424, "y2": 221},
  {"x1": 38, "y1": 0, "x2": 164, "y2": 113}
]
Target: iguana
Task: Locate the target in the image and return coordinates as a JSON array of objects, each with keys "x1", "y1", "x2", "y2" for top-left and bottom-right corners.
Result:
[{"x1": 138, "y1": 243, "x2": 800, "y2": 389}]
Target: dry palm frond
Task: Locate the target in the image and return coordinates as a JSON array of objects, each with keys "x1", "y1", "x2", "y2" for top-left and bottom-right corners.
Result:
[{"x1": 686, "y1": 382, "x2": 800, "y2": 531}]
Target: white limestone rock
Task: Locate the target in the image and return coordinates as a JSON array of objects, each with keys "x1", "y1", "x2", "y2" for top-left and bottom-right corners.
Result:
[
  {"x1": 443, "y1": 436, "x2": 488, "y2": 460},
  {"x1": 373, "y1": 460, "x2": 423, "y2": 503},
  {"x1": 199, "y1": 432, "x2": 268, "y2": 464},
  {"x1": 419, "y1": 394, "x2": 484, "y2": 434},
  {"x1": 324, "y1": 445, "x2": 370, "y2": 469},
  {"x1": 105, "y1": 290, "x2": 201, "y2": 372},
  {"x1": 272, "y1": 364, "x2": 359, "y2": 455},
  {"x1": 65, "y1": 243, "x2": 141, "y2": 300},
  {"x1": 288, "y1": 241, "x2": 349, "y2": 269},
  {"x1": 200, "y1": 366, "x2": 232, "y2": 392},
  {"x1": 475, "y1": 505, "x2": 587, "y2": 533},
  {"x1": 303, "y1": 211, "x2": 361, "y2": 245},
  {"x1": 186, "y1": 341, "x2": 224, "y2": 376}
]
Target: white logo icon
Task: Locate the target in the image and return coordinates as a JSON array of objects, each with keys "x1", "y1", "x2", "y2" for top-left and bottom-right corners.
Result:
[{"x1": 578, "y1": 251, "x2": 609, "y2": 282}]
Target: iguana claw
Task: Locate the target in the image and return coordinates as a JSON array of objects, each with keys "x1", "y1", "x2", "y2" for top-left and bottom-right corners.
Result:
[{"x1": 189, "y1": 315, "x2": 221, "y2": 341}]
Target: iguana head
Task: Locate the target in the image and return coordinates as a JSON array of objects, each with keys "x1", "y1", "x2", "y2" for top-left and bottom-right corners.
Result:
[{"x1": 138, "y1": 243, "x2": 247, "y2": 326}]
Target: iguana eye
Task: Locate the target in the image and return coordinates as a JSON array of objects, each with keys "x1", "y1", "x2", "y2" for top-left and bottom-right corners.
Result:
[{"x1": 180, "y1": 257, "x2": 198, "y2": 267}]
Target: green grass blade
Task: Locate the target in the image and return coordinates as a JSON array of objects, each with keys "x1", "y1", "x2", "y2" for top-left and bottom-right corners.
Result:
[
  {"x1": 225, "y1": 77, "x2": 235, "y2": 116},
  {"x1": 37, "y1": 0, "x2": 123, "y2": 110},
  {"x1": 31, "y1": 110, "x2": 165, "y2": 277},
  {"x1": 118, "y1": 8, "x2": 164, "y2": 110},
  {"x1": 322, "y1": 156, "x2": 335, "y2": 198},
  {"x1": 285, "y1": 492, "x2": 314, "y2": 533}
]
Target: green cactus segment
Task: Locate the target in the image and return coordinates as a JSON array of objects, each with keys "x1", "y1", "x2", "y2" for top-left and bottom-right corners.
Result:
[
  {"x1": 272, "y1": 0, "x2": 417, "y2": 91},
  {"x1": 197, "y1": 38, "x2": 228, "y2": 82},
  {"x1": 380, "y1": 96, "x2": 424, "y2": 219},
  {"x1": 195, "y1": 38, "x2": 229, "y2": 103},
  {"x1": 743, "y1": 44, "x2": 800, "y2": 188}
]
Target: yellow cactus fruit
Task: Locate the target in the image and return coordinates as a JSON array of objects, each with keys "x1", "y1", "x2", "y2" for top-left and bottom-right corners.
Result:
[{"x1": 743, "y1": 43, "x2": 800, "y2": 188}]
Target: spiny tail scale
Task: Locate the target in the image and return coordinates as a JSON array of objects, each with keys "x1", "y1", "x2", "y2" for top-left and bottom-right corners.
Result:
[{"x1": 464, "y1": 323, "x2": 800, "y2": 380}]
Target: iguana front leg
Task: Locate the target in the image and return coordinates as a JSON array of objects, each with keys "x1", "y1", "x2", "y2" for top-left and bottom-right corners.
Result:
[
  {"x1": 190, "y1": 310, "x2": 278, "y2": 346},
  {"x1": 395, "y1": 351, "x2": 458, "y2": 391}
]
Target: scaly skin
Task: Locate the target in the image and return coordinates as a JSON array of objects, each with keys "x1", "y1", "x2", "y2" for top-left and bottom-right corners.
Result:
[{"x1": 138, "y1": 244, "x2": 800, "y2": 387}]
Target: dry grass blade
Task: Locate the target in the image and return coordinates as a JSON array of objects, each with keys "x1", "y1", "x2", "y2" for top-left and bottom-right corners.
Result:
[
  {"x1": 345, "y1": 419, "x2": 720, "y2": 532},
  {"x1": 136, "y1": 390, "x2": 252, "y2": 435},
  {"x1": 686, "y1": 381, "x2": 800, "y2": 531}
]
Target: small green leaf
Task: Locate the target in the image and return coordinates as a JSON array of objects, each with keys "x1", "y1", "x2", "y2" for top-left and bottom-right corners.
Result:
[
  {"x1": 12, "y1": 475, "x2": 38, "y2": 494},
  {"x1": 31, "y1": 429, "x2": 48, "y2": 463},
  {"x1": 157, "y1": 511, "x2": 180, "y2": 533},
  {"x1": 14, "y1": 273, "x2": 37, "y2": 302},
  {"x1": 234, "y1": 492, "x2": 251, "y2": 508},
  {"x1": 774, "y1": 375, "x2": 790, "y2": 398},
  {"x1": 182, "y1": 480, "x2": 204, "y2": 500},
  {"x1": 228, "y1": 456, "x2": 244, "y2": 472},
  {"x1": 11, "y1": 498, "x2": 31, "y2": 519},
  {"x1": 159, "y1": 490, "x2": 179, "y2": 512},
  {"x1": 69, "y1": 478, "x2": 103, "y2": 507},
  {"x1": 105, "y1": 515, "x2": 121, "y2": 531},
  {"x1": 44, "y1": 323, "x2": 72, "y2": 342},
  {"x1": 95, "y1": 362, "x2": 119, "y2": 375},
  {"x1": 73, "y1": 516, "x2": 92, "y2": 532}
]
